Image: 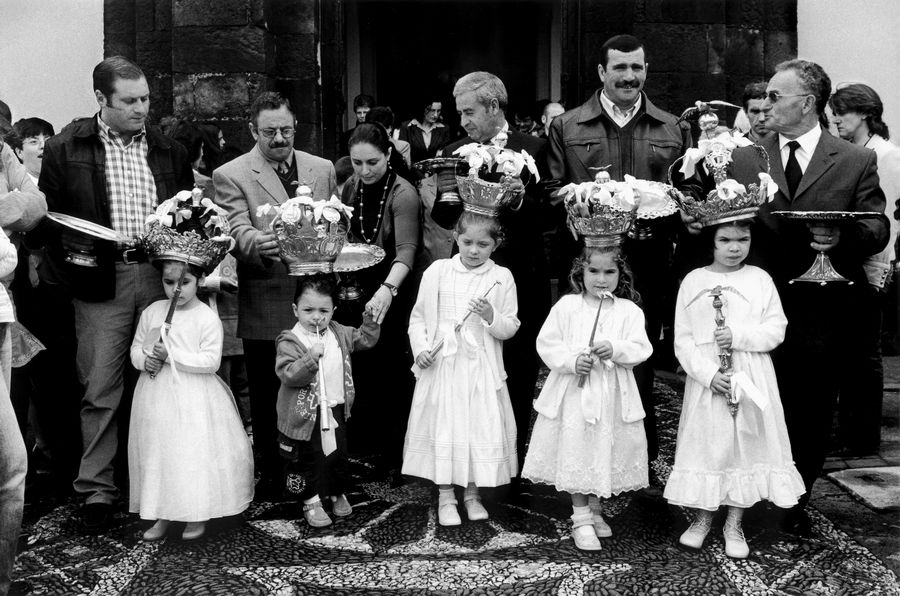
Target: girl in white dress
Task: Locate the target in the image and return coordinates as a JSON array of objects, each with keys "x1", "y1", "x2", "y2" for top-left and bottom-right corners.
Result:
[
  {"x1": 404, "y1": 212, "x2": 520, "y2": 527},
  {"x1": 522, "y1": 245, "x2": 652, "y2": 551},
  {"x1": 664, "y1": 221, "x2": 805, "y2": 558},
  {"x1": 129, "y1": 260, "x2": 254, "y2": 541}
]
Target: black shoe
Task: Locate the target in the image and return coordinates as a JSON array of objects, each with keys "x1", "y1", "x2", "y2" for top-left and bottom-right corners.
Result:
[
  {"x1": 779, "y1": 507, "x2": 812, "y2": 537},
  {"x1": 79, "y1": 502, "x2": 113, "y2": 534},
  {"x1": 8, "y1": 579, "x2": 33, "y2": 596}
]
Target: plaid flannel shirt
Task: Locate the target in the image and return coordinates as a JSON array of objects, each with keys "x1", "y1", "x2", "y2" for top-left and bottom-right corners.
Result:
[{"x1": 97, "y1": 115, "x2": 157, "y2": 246}]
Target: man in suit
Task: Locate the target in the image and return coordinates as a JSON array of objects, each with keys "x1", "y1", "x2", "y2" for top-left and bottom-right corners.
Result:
[
  {"x1": 214, "y1": 92, "x2": 337, "y2": 499},
  {"x1": 435, "y1": 71, "x2": 551, "y2": 470},
  {"x1": 747, "y1": 59, "x2": 888, "y2": 533},
  {"x1": 546, "y1": 35, "x2": 693, "y2": 479}
]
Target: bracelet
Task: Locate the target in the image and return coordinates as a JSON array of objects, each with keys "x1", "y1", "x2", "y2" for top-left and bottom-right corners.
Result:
[{"x1": 380, "y1": 282, "x2": 398, "y2": 297}]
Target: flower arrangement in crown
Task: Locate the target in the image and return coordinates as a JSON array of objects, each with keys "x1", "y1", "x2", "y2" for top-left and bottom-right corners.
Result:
[
  {"x1": 255, "y1": 185, "x2": 355, "y2": 275},
  {"x1": 450, "y1": 131, "x2": 540, "y2": 216},
  {"x1": 452, "y1": 131, "x2": 540, "y2": 182},
  {"x1": 559, "y1": 172, "x2": 644, "y2": 245},
  {"x1": 142, "y1": 188, "x2": 234, "y2": 273}
]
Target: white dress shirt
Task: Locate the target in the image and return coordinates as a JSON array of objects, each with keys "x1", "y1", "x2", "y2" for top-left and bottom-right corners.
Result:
[
  {"x1": 600, "y1": 91, "x2": 642, "y2": 128},
  {"x1": 778, "y1": 125, "x2": 821, "y2": 174}
]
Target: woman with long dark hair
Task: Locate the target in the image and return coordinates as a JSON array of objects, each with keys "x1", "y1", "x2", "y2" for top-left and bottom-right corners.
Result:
[{"x1": 341, "y1": 122, "x2": 422, "y2": 470}]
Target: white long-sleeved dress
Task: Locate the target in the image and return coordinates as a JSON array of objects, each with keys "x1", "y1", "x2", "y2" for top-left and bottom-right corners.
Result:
[
  {"x1": 663, "y1": 265, "x2": 805, "y2": 511},
  {"x1": 522, "y1": 293, "x2": 652, "y2": 497},
  {"x1": 403, "y1": 256, "x2": 520, "y2": 487},
  {"x1": 128, "y1": 299, "x2": 254, "y2": 521}
]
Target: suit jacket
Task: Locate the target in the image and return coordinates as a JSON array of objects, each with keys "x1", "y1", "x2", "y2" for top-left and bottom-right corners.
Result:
[
  {"x1": 213, "y1": 145, "x2": 337, "y2": 340},
  {"x1": 730, "y1": 129, "x2": 888, "y2": 286}
]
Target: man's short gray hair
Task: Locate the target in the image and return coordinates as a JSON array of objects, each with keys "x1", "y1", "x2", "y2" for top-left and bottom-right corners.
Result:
[
  {"x1": 775, "y1": 59, "x2": 832, "y2": 117},
  {"x1": 453, "y1": 72, "x2": 508, "y2": 111}
]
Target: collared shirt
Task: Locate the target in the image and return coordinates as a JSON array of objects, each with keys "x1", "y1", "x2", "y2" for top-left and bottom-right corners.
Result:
[
  {"x1": 600, "y1": 91, "x2": 642, "y2": 128},
  {"x1": 409, "y1": 118, "x2": 444, "y2": 149},
  {"x1": 263, "y1": 149, "x2": 294, "y2": 174},
  {"x1": 488, "y1": 120, "x2": 510, "y2": 143},
  {"x1": 97, "y1": 114, "x2": 157, "y2": 246},
  {"x1": 778, "y1": 125, "x2": 821, "y2": 174}
]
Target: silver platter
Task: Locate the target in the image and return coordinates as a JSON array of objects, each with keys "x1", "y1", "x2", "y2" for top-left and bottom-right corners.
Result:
[
  {"x1": 46, "y1": 212, "x2": 130, "y2": 242},
  {"x1": 334, "y1": 243, "x2": 386, "y2": 273},
  {"x1": 773, "y1": 210, "x2": 882, "y2": 221}
]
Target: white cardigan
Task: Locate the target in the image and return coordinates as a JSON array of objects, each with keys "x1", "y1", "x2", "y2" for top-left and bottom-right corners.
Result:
[{"x1": 408, "y1": 256, "x2": 519, "y2": 384}]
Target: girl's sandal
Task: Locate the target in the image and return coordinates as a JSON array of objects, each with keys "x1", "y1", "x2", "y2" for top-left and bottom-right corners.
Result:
[
  {"x1": 303, "y1": 500, "x2": 333, "y2": 528},
  {"x1": 571, "y1": 512, "x2": 602, "y2": 551}
]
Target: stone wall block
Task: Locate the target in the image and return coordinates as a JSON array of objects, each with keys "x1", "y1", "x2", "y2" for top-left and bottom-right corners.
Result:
[
  {"x1": 105, "y1": 0, "x2": 136, "y2": 58},
  {"x1": 273, "y1": 79, "x2": 320, "y2": 124},
  {"x1": 660, "y1": 0, "x2": 725, "y2": 23},
  {"x1": 583, "y1": 0, "x2": 635, "y2": 29},
  {"x1": 172, "y1": 27, "x2": 266, "y2": 73},
  {"x1": 669, "y1": 73, "x2": 726, "y2": 111},
  {"x1": 707, "y1": 24, "x2": 726, "y2": 74},
  {"x1": 764, "y1": 0, "x2": 797, "y2": 30},
  {"x1": 724, "y1": 28, "x2": 765, "y2": 75},
  {"x1": 173, "y1": 73, "x2": 263, "y2": 120},
  {"x1": 174, "y1": 0, "x2": 249, "y2": 27},
  {"x1": 764, "y1": 30, "x2": 797, "y2": 73},
  {"x1": 148, "y1": 74, "x2": 173, "y2": 119},
  {"x1": 274, "y1": 34, "x2": 319, "y2": 78},
  {"x1": 136, "y1": 31, "x2": 172, "y2": 74},
  {"x1": 156, "y1": 0, "x2": 173, "y2": 30},
  {"x1": 737, "y1": 0, "x2": 765, "y2": 28},
  {"x1": 635, "y1": 23, "x2": 708, "y2": 73},
  {"x1": 135, "y1": 0, "x2": 156, "y2": 31},
  {"x1": 265, "y1": 0, "x2": 316, "y2": 34}
]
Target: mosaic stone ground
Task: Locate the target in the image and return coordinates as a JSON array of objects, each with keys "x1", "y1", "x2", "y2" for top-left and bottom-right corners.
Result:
[{"x1": 13, "y1": 378, "x2": 900, "y2": 596}]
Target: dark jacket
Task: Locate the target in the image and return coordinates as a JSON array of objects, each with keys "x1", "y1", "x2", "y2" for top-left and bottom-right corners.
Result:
[
  {"x1": 34, "y1": 116, "x2": 193, "y2": 301},
  {"x1": 547, "y1": 91, "x2": 691, "y2": 187},
  {"x1": 398, "y1": 120, "x2": 453, "y2": 165}
]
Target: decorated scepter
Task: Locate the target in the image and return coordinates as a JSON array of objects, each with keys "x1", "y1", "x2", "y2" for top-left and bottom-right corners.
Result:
[
  {"x1": 577, "y1": 290, "x2": 614, "y2": 388},
  {"x1": 428, "y1": 281, "x2": 501, "y2": 360},
  {"x1": 710, "y1": 286, "x2": 739, "y2": 417},
  {"x1": 316, "y1": 325, "x2": 331, "y2": 432}
]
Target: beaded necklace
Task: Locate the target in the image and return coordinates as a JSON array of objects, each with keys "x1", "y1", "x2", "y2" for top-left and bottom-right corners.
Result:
[{"x1": 356, "y1": 170, "x2": 393, "y2": 244}]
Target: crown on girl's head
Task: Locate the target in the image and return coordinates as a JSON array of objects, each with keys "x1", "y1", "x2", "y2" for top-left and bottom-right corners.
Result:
[
  {"x1": 452, "y1": 132, "x2": 540, "y2": 217},
  {"x1": 561, "y1": 172, "x2": 681, "y2": 247},
  {"x1": 255, "y1": 185, "x2": 356, "y2": 276},
  {"x1": 142, "y1": 189, "x2": 234, "y2": 274}
]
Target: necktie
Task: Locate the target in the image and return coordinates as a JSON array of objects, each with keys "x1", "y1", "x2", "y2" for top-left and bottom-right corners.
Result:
[
  {"x1": 785, "y1": 140, "x2": 802, "y2": 199},
  {"x1": 277, "y1": 161, "x2": 289, "y2": 175}
]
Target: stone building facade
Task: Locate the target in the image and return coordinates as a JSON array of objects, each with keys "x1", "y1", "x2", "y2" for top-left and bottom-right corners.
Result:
[{"x1": 103, "y1": 0, "x2": 796, "y2": 161}]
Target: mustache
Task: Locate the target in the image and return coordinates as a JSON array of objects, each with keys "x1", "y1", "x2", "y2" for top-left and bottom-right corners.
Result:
[{"x1": 616, "y1": 82, "x2": 640, "y2": 88}]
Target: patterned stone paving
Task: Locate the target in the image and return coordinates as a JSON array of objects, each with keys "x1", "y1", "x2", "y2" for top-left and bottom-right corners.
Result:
[{"x1": 12, "y1": 379, "x2": 900, "y2": 595}]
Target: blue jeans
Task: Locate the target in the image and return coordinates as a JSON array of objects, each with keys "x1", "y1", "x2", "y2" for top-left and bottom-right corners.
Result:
[
  {"x1": 0, "y1": 324, "x2": 26, "y2": 595},
  {"x1": 72, "y1": 263, "x2": 163, "y2": 505}
]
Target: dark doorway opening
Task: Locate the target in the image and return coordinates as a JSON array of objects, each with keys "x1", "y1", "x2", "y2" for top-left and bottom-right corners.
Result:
[{"x1": 347, "y1": 0, "x2": 558, "y2": 137}]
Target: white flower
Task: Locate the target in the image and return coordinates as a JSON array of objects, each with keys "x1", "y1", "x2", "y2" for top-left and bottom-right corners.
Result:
[
  {"x1": 173, "y1": 189, "x2": 193, "y2": 202},
  {"x1": 279, "y1": 200, "x2": 305, "y2": 224},
  {"x1": 758, "y1": 172, "x2": 777, "y2": 200},
  {"x1": 256, "y1": 203, "x2": 273, "y2": 218},
  {"x1": 715, "y1": 179, "x2": 747, "y2": 202},
  {"x1": 296, "y1": 185, "x2": 313, "y2": 197}
]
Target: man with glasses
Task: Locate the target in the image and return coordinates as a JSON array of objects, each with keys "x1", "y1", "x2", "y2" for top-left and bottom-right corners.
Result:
[
  {"x1": 734, "y1": 59, "x2": 888, "y2": 534},
  {"x1": 36, "y1": 56, "x2": 193, "y2": 533},
  {"x1": 214, "y1": 91, "x2": 337, "y2": 501}
]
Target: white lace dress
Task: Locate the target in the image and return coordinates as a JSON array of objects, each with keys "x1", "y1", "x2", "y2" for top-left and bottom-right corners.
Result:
[
  {"x1": 128, "y1": 300, "x2": 254, "y2": 522},
  {"x1": 522, "y1": 293, "x2": 652, "y2": 496},
  {"x1": 403, "y1": 256, "x2": 520, "y2": 487},
  {"x1": 663, "y1": 266, "x2": 805, "y2": 511}
]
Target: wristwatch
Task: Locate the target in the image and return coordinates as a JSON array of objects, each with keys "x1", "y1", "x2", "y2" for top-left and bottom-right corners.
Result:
[{"x1": 380, "y1": 282, "x2": 399, "y2": 297}]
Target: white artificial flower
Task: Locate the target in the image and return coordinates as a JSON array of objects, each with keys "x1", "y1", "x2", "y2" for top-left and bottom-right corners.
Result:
[
  {"x1": 758, "y1": 172, "x2": 778, "y2": 200},
  {"x1": 279, "y1": 200, "x2": 304, "y2": 224},
  {"x1": 716, "y1": 179, "x2": 747, "y2": 202},
  {"x1": 256, "y1": 203, "x2": 274, "y2": 218}
]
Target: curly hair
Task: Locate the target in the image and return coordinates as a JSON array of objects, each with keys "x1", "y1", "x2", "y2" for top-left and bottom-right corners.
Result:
[{"x1": 568, "y1": 246, "x2": 641, "y2": 305}]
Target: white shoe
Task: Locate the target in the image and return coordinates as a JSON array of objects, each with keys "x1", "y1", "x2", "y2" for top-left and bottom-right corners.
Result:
[
  {"x1": 592, "y1": 513, "x2": 612, "y2": 538},
  {"x1": 142, "y1": 519, "x2": 169, "y2": 542},
  {"x1": 464, "y1": 497, "x2": 489, "y2": 521},
  {"x1": 572, "y1": 524, "x2": 602, "y2": 551},
  {"x1": 438, "y1": 501, "x2": 461, "y2": 526},
  {"x1": 723, "y1": 521, "x2": 750, "y2": 559},
  {"x1": 679, "y1": 512, "x2": 713, "y2": 550}
]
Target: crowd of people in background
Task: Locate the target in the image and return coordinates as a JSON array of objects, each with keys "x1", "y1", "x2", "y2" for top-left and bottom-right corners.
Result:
[{"x1": 1, "y1": 31, "x2": 899, "y2": 596}]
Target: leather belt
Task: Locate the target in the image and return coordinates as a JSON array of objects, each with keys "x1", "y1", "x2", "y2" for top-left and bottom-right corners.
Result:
[{"x1": 115, "y1": 246, "x2": 148, "y2": 265}]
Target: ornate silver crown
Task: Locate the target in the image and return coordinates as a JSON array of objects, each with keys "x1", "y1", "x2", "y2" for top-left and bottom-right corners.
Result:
[
  {"x1": 142, "y1": 189, "x2": 233, "y2": 274},
  {"x1": 456, "y1": 176, "x2": 520, "y2": 217},
  {"x1": 257, "y1": 186, "x2": 354, "y2": 276}
]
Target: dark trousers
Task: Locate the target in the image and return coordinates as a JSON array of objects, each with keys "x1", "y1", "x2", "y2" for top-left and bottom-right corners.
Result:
[
  {"x1": 777, "y1": 283, "x2": 861, "y2": 505},
  {"x1": 837, "y1": 284, "x2": 883, "y2": 453},
  {"x1": 243, "y1": 339, "x2": 281, "y2": 488},
  {"x1": 503, "y1": 326, "x2": 539, "y2": 467},
  {"x1": 279, "y1": 407, "x2": 348, "y2": 500}
]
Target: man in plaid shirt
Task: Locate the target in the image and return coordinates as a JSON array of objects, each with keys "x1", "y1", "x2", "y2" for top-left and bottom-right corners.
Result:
[{"x1": 36, "y1": 56, "x2": 193, "y2": 533}]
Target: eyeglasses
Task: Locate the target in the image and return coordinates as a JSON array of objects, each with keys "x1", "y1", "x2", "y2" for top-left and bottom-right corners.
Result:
[
  {"x1": 765, "y1": 91, "x2": 814, "y2": 103},
  {"x1": 257, "y1": 127, "x2": 295, "y2": 139}
]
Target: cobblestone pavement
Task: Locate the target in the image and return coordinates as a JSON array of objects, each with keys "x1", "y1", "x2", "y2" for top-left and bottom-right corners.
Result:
[{"x1": 12, "y1": 378, "x2": 900, "y2": 595}]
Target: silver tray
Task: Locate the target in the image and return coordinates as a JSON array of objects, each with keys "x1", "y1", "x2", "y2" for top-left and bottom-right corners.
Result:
[
  {"x1": 46, "y1": 212, "x2": 129, "y2": 242},
  {"x1": 773, "y1": 210, "x2": 882, "y2": 221},
  {"x1": 334, "y1": 243, "x2": 386, "y2": 272}
]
